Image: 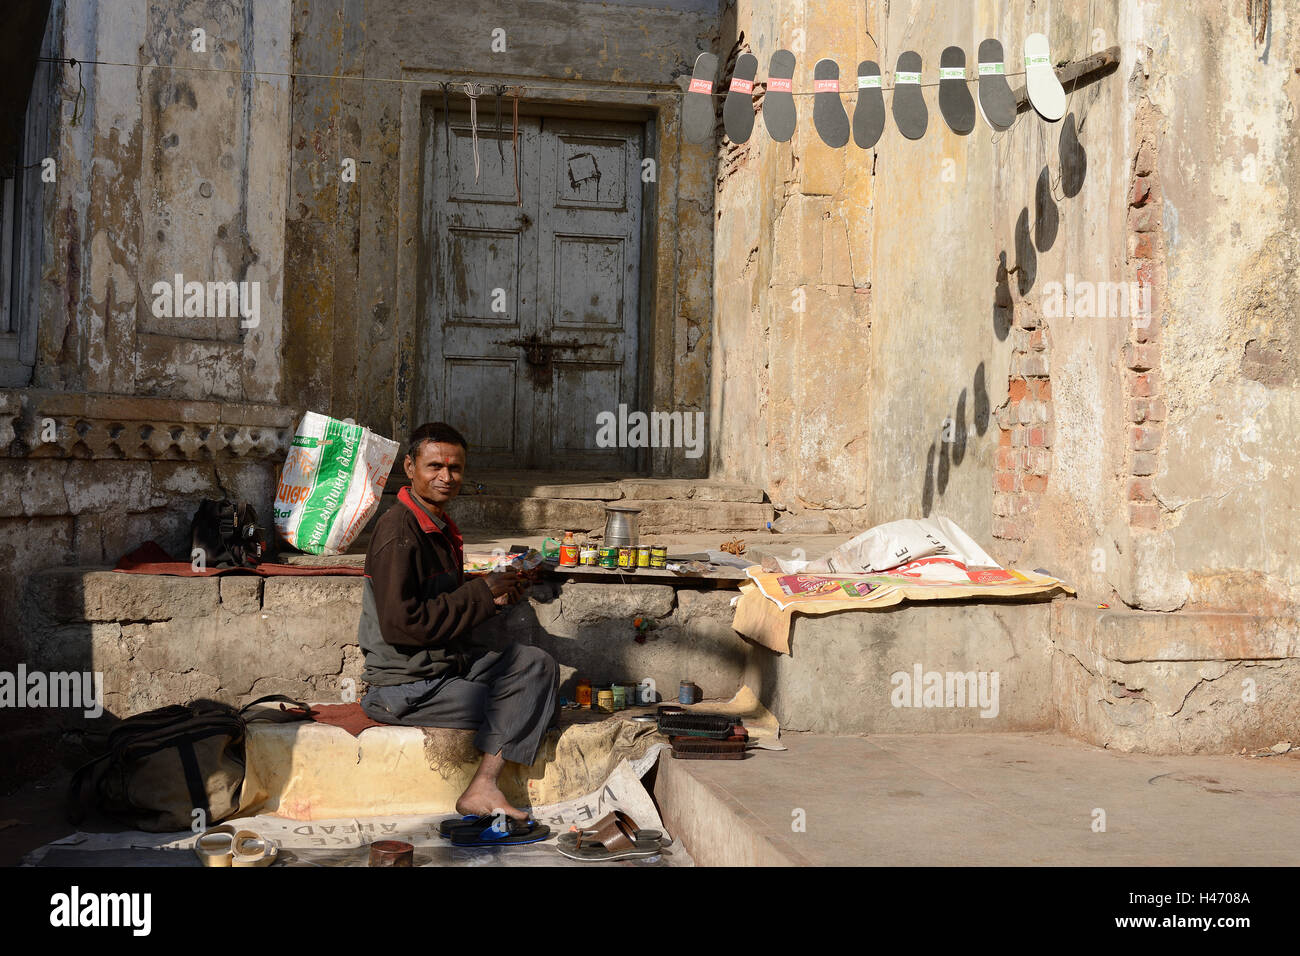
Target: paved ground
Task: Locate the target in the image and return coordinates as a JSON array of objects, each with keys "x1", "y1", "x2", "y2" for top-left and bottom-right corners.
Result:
[
  {"x1": 8, "y1": 730, "x2": 1297, "y2": 866},
  {"x1": 660, "y1": 731, "x2": 1300, "y2": 866}
]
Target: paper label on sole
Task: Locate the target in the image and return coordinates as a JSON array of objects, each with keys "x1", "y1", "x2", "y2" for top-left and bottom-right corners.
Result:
[
  {"x1": 858, "y1": 75, "x2": 882, "y2": 89},
  {"x1": 767, "y1": 77, "x2": 792, "y2": 92},
  {"x1": 894, "y1": 71, "x2": 921, "y2": 84}
]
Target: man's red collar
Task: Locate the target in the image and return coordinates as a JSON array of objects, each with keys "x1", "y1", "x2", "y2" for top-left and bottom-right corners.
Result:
[{"x1": 398, "y1": 485, "x2": 458, "y2": 536}]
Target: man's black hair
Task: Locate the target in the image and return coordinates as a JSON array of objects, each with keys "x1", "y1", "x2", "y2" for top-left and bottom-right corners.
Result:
[{"x1": 407, "y1": 422, "x2": 469, "y2": 461}]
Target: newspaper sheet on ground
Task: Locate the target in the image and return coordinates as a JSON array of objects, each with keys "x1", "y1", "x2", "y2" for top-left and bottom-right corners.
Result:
[{"x1": 26, "y1": 749, "x2": 688, "y2": 867}]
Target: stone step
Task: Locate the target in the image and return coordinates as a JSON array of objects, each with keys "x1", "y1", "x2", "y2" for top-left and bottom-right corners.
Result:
[{"x1": 363, "y1": 482, "x2": 772, "y2": 537}]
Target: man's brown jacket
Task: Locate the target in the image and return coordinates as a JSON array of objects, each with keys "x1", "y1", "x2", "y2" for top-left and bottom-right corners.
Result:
[{"x1": 357, "y1": 485, "x2": 497, "y2": 686}]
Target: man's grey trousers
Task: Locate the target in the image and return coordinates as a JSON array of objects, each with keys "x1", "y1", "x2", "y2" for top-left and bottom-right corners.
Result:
[{"x1": 360, "y1": 644, "x2": 560, "y2": 766}]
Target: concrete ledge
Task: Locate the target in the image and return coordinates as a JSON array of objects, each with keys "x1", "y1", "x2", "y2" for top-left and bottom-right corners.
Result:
[
  {"x1": 740, "y1": 601, "x2": 1057, "y2": 735},
  {"x1": 12, "y1": 569, "x2": 750, "y2": 785},
  {"x1": 1050, "y1": 602, "x2": 1300, "y2": 754}
]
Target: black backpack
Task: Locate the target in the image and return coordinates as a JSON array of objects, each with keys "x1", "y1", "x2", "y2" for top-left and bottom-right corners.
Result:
[
  {"x1": 67, "y1": 695, "x2": 310, "y2": 832},
  {"x1": 191, "y1": 498, "x2": 266, "y2": 568}
]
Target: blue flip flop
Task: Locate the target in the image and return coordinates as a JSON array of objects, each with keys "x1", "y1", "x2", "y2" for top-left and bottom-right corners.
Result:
[{"x1": 449, "y1": 814, "x2": 552, "y2": 848}]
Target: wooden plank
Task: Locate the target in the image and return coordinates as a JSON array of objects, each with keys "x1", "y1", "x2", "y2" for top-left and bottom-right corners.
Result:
[{"x1": 1010, "y1": 46, "x2": 1120, "y2": 114}]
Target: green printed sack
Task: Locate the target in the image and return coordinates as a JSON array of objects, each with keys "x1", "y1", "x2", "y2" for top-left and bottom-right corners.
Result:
[{"x1": 274, "y1": 412, "x2": 399, "y2": 555}]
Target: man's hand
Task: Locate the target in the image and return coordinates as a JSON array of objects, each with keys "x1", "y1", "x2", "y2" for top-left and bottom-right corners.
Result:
[{"x1": 484, "y1": 569, "x2": 527, "y2": 607}]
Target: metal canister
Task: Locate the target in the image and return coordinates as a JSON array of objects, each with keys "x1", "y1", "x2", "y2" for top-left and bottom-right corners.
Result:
[
  {"x1": 580, "y1": 546, "x2": 598, "y2": 566},
  {"x1": 649, "y1": 545, "x2": 668, "y2": 569},
  {"x1": 636, "y1": 546, "x2": 651, "y2": 568},
  {"x1": 618, "y1": 546, "x2": 637, "y2": 571},
  {"x1": 598, "y1": 547, "x2": 619, "y2": 569},
  {"x1": 368, "y1": 840, "x2": 414, "y2": 867},
  {"x1": 611, "y1": 684, "x2": 626, "y2": 711},
  {"x1": 678, "y1": 681, "x2": 699, "y2": 705},
  {"x1": 618, "y1": 681, "x2": 641, "y2": 707},
  {"x1": 596, "y1": 689, "x2": 614, "y2": 713}
]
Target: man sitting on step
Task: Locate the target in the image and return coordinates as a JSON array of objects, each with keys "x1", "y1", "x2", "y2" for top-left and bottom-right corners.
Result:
[{"x1": 357, "y1": 421, "x2": 558, "y2": 821}]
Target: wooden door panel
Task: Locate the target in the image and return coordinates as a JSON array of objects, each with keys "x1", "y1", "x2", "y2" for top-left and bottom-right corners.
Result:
[
  {"x1": 548, "y1": 360, "x2": 623, "y2": 463},
  {"x1": 445, "y1": 229, "x2": 521, "y2": 324},
  {"x1": 552, "y1": 235, "x2": 627, "y2": 331},
  {"x1": 551, "y1": 132, "x2": 631, "y2": 211},
  {"x1": 444, "y1": 358, "x2": 519, "y2": 457}
]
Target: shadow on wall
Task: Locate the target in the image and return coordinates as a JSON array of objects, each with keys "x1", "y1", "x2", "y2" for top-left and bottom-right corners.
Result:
[{"x1": 918, "y1": 110, "x2": 1088, "y2": 517}]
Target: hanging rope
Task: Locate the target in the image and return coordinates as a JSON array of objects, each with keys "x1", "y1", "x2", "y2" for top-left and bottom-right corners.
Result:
[
  {"x1": 510, "y1": 85, "x2": 523, "y2": 206},
  {"x1": 439, "y1": 81, "x2": 452, "y2": 166},
  {"x1": 494, "y1": 83, "x2": 506, "y2": 170},
  {"x1": 464, "y1": 81, "x2": 484, "y2": 182}
]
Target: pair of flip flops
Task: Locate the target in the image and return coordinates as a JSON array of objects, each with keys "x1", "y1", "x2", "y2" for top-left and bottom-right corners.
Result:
[
  {"x1": 555, "y1": 811, "x2": 670, "y2": 862},
  {"x1": 193, "y1": 824, "x2": 279, "y2": 867},
  {"x1": 437, "y1": 813, "x2": 552, "y2": 847}
]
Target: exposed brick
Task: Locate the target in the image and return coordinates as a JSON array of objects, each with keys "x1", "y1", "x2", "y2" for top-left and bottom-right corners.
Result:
[
  {"x1": 1131, "y1": 452, "x2": 1157, "y2": 476},
  {"x1": 1130, "y1": 372, "x2": 1156, "y2": 397},
  {"x1": 1129, "y1": 206, "x2": 1158, "y2": 233},
  {"x1": 1031, "y1": 379, "x2": 1052, "y2": 401},
  {"x1": 992, "y1": 516, "x2": 1027, "y2": 541},
  {"x1": 1023, "y1": 474, "x2": 1049, "y2": 493},
  {"x1": 1028, "y1": 329, "x2": 1047, "y2": 351},
  {"x1": 1016, "y1": 493, "x2": 1036, "y2": 515},
  {"x1": 1017, "y1": 401, "x2": 1033, "y2": 425},
  {"x1": 996, "y1": 447, "x2": 1015, "y2": 471},
  {"x1": 1016, "y1": 309, "x2": 1041, "y2": 330},
  {"x1": 1131, "y1": 176, "x2": 1152, "y2": 206},
  {"x1": 1011, "y1": 425, "x2": 1027, "y2": 447},
  {"x1": 1134, "y1": 142, "x2": 1156, "y2": 177},
  {"x1": 1131, "y1": 233, "x2": 1156, "y2": 259},
  {"x1": 992, "y1": 493, "x2": 1015, "y2": 517},
  {"x1": 1133, "y1": 314, "x2": 1157, "y2": 343},
  {"x1": 996, "y1": 471, "x2": 1020, "y2": 493},
  {"x1": 1028, "y1": 427, "x2": 1047, "y2": 447},
  {"x1": 1128, "y1": 477, "x2": 1154, "y2": 501},
  {"x1": 1021, "y1": 353, "x2": 1050, "y2": 377},
  {"x1": 1008, "y1": 378, "x2": 1029, "y2": 402},
  {"x1": 1131, "y1": 426, "x2": 1162, "y2": 452},
  {"x1": 1125, "y1": 343, "x2": 1157, "y2": 372},
  {"x1": 1026, "y1": 447, "x2": 1051, "y2": 475},
  {"x1": 1129, "y1": 503, "x2": 1159, "y2": 529},
  {"x1": 998, "y1": 428, "x2": 1012, "y2": 448},
  {"x1": 1131, "y1": 398, "x2": 1167, "y2": 423}
]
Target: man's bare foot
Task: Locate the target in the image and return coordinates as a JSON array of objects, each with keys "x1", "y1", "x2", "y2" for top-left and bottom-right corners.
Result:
[{"x1": 455, "y1": 781, "x2": 529, "y2": 821}]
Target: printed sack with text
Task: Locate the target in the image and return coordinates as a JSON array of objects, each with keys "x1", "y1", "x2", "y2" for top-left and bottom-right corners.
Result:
[{"x1": 274, "y1": 412, "x2": 399, "y2": 555}]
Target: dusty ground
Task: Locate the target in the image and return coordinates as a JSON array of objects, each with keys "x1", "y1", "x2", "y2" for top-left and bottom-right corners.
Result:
[{"x1": 5, "y1": 730, "x2": 1297, "y2": 866}]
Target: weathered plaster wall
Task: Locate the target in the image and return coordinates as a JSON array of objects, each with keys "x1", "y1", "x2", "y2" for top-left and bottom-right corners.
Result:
[
  {"x1": 713, "y1": 1, "x2": 1297, "y2": 620},
  {"x1": 286, "y1": 0, "x2": 721, "y2": 477},
  {"x1": 1, "y1": 0, "x2": 295, "y2": 690},
  {"x1": 1138, "y1": 1, "x2": 1299, "y2": 615}
]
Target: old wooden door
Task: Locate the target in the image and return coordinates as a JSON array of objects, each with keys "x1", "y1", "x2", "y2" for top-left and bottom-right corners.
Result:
[{"x1": 423, "y1": 108, "x2": 644, "y2": 471}]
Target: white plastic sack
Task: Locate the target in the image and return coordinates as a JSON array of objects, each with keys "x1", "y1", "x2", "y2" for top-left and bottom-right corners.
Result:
[
  {"x1": 274, "y1": 412, "x2": 399, "y2": 555},
  {"x1": 774, "y1": 516, "x2": 1000, "y2": 575}
]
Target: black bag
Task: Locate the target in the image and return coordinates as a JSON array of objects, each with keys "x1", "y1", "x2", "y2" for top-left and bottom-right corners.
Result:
[
  {"x1": 191, "y1": 498, "x2": 266, "y2": 568},
  {"x1": 67, "y1": 695, "x2": 310, "y2": 832}
]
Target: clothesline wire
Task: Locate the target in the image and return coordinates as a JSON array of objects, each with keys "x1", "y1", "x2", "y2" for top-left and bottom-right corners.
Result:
[{"x1": 36, "y1": 54, "x2": 1031, "y2": 96}]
